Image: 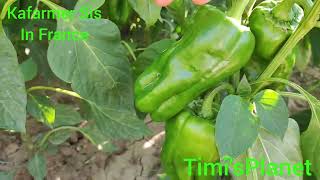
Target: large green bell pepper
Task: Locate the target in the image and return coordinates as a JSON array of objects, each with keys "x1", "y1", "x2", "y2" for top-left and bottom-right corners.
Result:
[
  {"x1": 135, "y1": 5, "x2": 255, "y2": 121},
  {"x1": 161, "y1": 111, "x2": 219, "y2": 180}
]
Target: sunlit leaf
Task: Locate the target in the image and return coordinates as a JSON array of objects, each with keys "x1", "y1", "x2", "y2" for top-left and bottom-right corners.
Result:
[{"x1": 254, "y1": 89, "x2": 289, "y2": 139}]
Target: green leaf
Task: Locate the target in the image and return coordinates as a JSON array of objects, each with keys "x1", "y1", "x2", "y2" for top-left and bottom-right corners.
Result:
[
  {"x1": 260, "y1": 78, "x2": 320, "y2": 178},
  {"x1": 0, "y1": 171, "x2": 14, "y2": 180},
  {"x1": 48, "y1": 104, "x2": 82, "y2": 145},
  {"x1": 0, "y1": 23, "x2": 26, "y2": 132},
  {"x1": 216, "y1": 95, "x2": 259, "y2": 158},
  {"x1": 81, "y1": 123, "x2": 117, "y2": 152},
  {"x1": 231, "y1": 119, "x2": 303, "y2": 179},
  {"x1": 253, "y1": 89, "x2": 289, "y2": 139},
  {"x1": 47, "y1": 18, "x2": 134, "y2": 108},
  {"x1": 19, "y1": 58, "x2": 38, "y2": 81},
  {"x1": 53, "y1": 104, "x2": 82, "y2": 128},
  {"x1": 133, "y1": 39, "x2": 175, "y2": 78},
  {"x1": 301, "y1": 100, "x2": 320, "y2": 179},
  {"x1": 27, "y1": 153, "x2": 47, "y2": 180},
  {"x1": 27, "y1": 95, "x2": 55, "y2": 127},
  {"x1": 47, "y1": 8, "x2": 150, "y2": 140},
  {"x1": 87, "y1": 102, "x2": 150, "y2": 140},
  {"x1": 128, "y1": 0, "x2": 161, "y2": 27},
  {"x1": 74, "y1": 0, "x2": 105, "y2": 13},
  {"x1": 237, "y1": 75, "x2": 251, "y2": 96}
]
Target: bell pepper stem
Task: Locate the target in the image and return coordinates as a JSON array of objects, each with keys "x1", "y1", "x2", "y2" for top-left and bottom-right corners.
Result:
[
  {"x1": 272, "y1": 0, "x2": 295, "y2": 21},
  {"x1": 227, "y1": 0, "x2": 251, "y2": 21},
  {"x1": 246, "y1": 0, "x2": 257, "y2": 17},
  {"x1": 254, "y1": 0, "x2": 320, "y2": 94},
  {"x1": 201, "y1": 83, "x2": 234, "y2": 119}
]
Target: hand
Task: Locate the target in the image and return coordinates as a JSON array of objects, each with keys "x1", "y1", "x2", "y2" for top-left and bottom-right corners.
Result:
[{"x1": 155, "y1": 0, "x2": 211, "y2": 7}]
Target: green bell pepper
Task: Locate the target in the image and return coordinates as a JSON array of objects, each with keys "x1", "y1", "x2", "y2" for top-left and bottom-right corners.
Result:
[
  {"x1": 161, "y1": 110, "x2": 219, "y2": 180},
  {"x1": 108, "y1": 0, "x2": 133, "y2": 25},
  {"x1": 244, "y1": 53, "x2": 296, "y2": 83},
  {"x1": 248, "y1": 0, "x2": 304, "y2": 60},
  {"x1": 135, "y1": 5, "x2": 255, "y2": 121}
]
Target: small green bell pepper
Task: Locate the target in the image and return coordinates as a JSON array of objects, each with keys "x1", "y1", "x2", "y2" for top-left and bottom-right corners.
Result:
[{"x1": 248, "y1": 0, "x2": 304, "y2": 60}]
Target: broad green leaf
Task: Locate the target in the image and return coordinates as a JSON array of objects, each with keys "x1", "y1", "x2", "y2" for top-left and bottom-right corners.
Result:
[
  {"x1": 254, "y1": 89, "x2": 289, "y2": 139},
  {"x1": 74, "y1": 0, "x2": 105, "y2": 12},
  {"x1": 216, "y1": 95, "x2": 259, "y2": 158},
  {"x1": 27, "y1": 153, "x2": 47, "y2": 180},
  {"x1": 47, "y1": 9, "x2": 150, "y2": 140},
  {"x1": 237, "y1": 75, "x2": 251, "y2": 96},
  {"x1": 301, "y1": 100, "x2": 320, "y2": 179},
  {"x1": 53, "y1": 104, "x2": 82, "y2": 128},
  {"x1": 19, "y1": 58, "x2": 38, "y2": 81},
  {"x1": 88, "y1": 102, "x2": 150, "y2": 140},
  {"x1": 231, "y1": 119, "x2": 303, "y2": 179},
  {"x1": 0, "y1": 171, "x2": 14, "y2": 180},
  {"x1": 27, "y1": 95, "x2": 55, "y2": 127},
  {"x1": 81, "y1": 123, "x2": 117, "y2": 152},
  {"x1": 47, "y1": 18, "x2": 134, "y2": 108},
  {"x1": 133, "y1": 39, "x2": 175, "y2": 78},
  {"x1": 128, "y1": 0, "x2": 161, "y2": 27},
  {"x1": 259, "y1": 78, "x2": 320, "y2": 178},
  {"x1": 0, "y1": 23, "x2": 26, "y2": 132}
]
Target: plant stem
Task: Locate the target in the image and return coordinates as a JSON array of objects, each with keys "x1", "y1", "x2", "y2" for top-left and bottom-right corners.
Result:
[
  {"x1": 200, "y1": 83, "x2": 234, "y2": 119},
  {"x1": 37, "y1": 126, "x2": 97, "y2": 149},
  {"x1": 227, "y1": 0, "x2": 251, "y2": 21},
  {"x1": 27, "y1": 86, "x2": 83, "y2": 99},
  {"x1": 1, "y1": 0, "x2": 16, "y2": 20},
  {"x1": 246, "y1": 0, "x2": 257, "y2": 17},
  {"x1": 279, "y1": 92, "x2": 308, "y2": 101},
  {"x1": 121, "y1": 40, "x2": 137, "y2": 61},
  {"x1": 254, "y1": 0, "x2": 320, "y2": 94}
]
